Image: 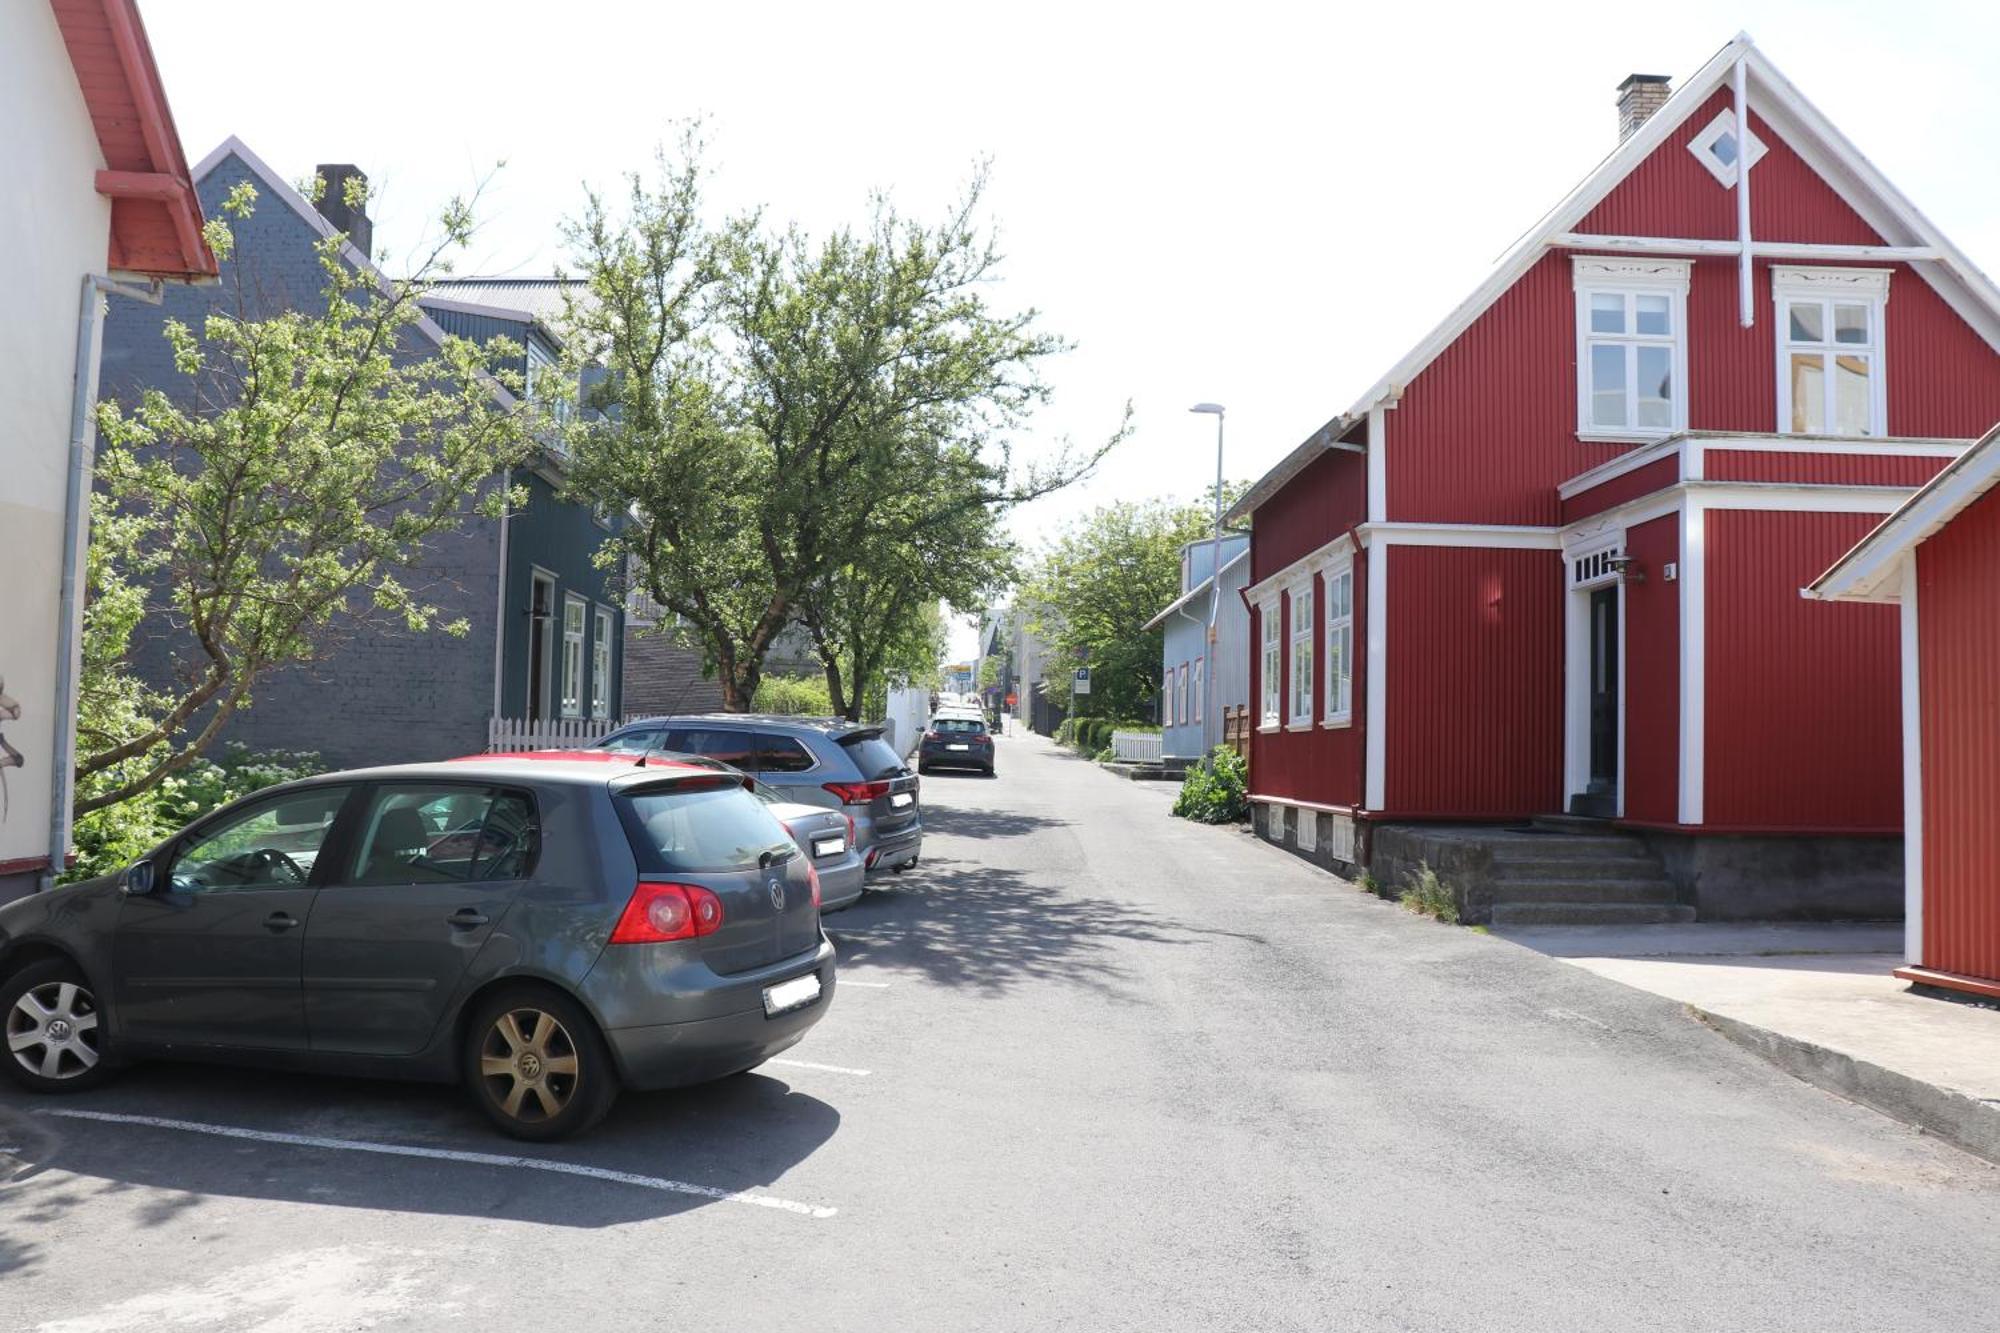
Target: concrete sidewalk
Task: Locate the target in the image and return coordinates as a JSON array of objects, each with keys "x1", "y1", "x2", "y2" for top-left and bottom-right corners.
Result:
[{"x1": 1495, "y1": 922, "x2": 2000, "y2": 1165}]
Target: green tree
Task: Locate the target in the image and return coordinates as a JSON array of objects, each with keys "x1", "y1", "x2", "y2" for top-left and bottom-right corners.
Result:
[
  {"x1": 79, "y1": 179, "x2": 531, "y2": 815},
  {"x1": 559, "y1": 134, "x2": 1122, "y2": 711},
  {"x1": 1020, "y1": 489, "x2": 1245, "y2": 722}
]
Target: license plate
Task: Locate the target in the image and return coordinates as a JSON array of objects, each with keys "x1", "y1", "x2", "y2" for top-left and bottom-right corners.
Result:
[
  {"x1": 812, "y1": 834, "x2": 846, "y2": 857},
  {"x1": 764, "y1": 973, "x2": 821, "y2": 1016},
  {"x1": 890, "y1": 792, "x2": 913, "y2": 808},
  {"x1": 948, "y1": 743, "x2": 970, "y2": 751}
]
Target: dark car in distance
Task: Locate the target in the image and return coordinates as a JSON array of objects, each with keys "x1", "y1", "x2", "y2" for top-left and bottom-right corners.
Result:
[
  {"x1": 0, "y1": 755, "x2": 836, "y2": 1140},
  {"x1": 917, "y1": 716, "x2": 996, "y2": 776}
]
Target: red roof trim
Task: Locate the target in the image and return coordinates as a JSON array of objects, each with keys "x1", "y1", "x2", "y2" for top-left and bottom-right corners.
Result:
[{"x1": 51, "y1": 0, "x2": 216, "y2": 279}]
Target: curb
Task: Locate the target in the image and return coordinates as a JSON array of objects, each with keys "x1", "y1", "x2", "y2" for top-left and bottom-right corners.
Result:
[{"x1": 1690, "y1": 1005, "x2": 2000, "y2": 1168}]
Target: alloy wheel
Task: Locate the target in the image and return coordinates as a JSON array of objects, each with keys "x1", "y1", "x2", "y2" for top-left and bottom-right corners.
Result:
[
  {"x1": 7, "y1": 980, "x2": 101, "y2": 1081},
  {"x1": 478, "y1": 1007, "x2": 580, "y2": 1124}
]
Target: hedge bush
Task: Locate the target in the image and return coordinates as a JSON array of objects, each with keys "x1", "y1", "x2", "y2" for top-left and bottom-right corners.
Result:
[
  {"x1": 66, "y1": 744, "x2": 326, "y2": 883},
  {"x1": 1171, "y1": 746, "x2": 1249, "y2": 823},
  {"x1": 752, "y1": 674, "x2": 834, "y2": 716}
]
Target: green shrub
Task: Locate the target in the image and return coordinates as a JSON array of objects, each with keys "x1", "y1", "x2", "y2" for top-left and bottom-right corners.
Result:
[
  {"x1": 1092, "y1": 745, "x2": 1115, "y2": 762},
  {"x1": 1171, "y1": 746, "x2": 1249, "y2": 824},
  {"x1": 1398, "y1": 861, "x2": 1460, "y2": 924},
  {"x1": 1053, "y1": 718, "x2": 1076, "y2": 746},
  {"x1": 65, "y1": 744, "x2": 325, "y2": 883},
  {"x1": 752, "y1": 674, "x2": 834, "y2": 716},
  {"x1": 1355, "y1": 870, "x2": 1381, "y2": 896}
]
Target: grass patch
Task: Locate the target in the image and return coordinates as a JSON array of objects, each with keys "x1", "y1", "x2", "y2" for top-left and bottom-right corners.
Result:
[{"x1": 1397, "y1": 860, "x2": 1460, "y2": 924}]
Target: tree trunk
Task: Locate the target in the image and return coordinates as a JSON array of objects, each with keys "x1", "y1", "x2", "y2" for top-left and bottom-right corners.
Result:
[{"x1": 822, "y1": 657, "x2": 849, "y2": 720}]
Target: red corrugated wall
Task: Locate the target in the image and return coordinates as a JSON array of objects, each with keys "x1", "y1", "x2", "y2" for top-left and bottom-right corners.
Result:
[
  {"x1": 1249, "y1": 555, "x2": 1368, "y2": 810},
  {"x1": 1563, "y1": 457, "x2": 1681, "y2": 523},
  {"x1": 1704, "y1": 451, "x2": 1952, "y2": 487},
  {"x1": 1383, "y1": 546, "x2": 1563, "y2": 817},
  {"x1": 1704, "y1": 509, "x2": 1902, "y2": 830},
  {"x1": 1916, "y1": 486, "x2": 2000, "y2": 983},
  {"x1": 1250, "y1": 449, "x2": 1367, "y2": 582},
  {"x1": 1886, "y1": 278, "x2": 2000, "y2": 439},
  {"x1": 1621, "y1": 515, "x2": 1681, "y2": 824}
]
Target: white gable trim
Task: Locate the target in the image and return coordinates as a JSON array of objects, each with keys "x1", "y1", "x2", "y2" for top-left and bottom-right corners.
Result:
[{"x1": 1807, "y1": 424, "x2": 2000, "y2": 602}]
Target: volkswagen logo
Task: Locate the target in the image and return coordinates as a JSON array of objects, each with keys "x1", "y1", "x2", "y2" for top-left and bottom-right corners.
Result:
[{"x1": 768, "y1": 879, "x2": 786, "y2": 910}]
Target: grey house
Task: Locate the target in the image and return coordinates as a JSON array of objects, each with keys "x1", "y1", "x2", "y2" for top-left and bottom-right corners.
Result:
[
  {"x1": 98, "y1": 137, "x2": 622, "y2": 771},
  {"x1": 1144, "y1": 534, "x2": 1250, "y2": 761}
]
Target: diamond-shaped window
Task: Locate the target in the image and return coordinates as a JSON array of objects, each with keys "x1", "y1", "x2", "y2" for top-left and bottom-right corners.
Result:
[{"x1": 1688, "y1": 109, "x2": 1766, "y2": 187}]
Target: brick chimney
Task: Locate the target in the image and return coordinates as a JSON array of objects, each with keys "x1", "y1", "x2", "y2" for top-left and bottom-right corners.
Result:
[
  {"x1": 313, "y1": 163, "x2": 373, "y2": 258},
  {"x1": 1616, "y1": 74, "x2": 1672, "y2": 141}
]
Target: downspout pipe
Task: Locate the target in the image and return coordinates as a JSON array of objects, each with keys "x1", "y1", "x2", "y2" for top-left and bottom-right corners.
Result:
[{"x1": 45, "y1": 274, "x2": 164, "y2": 891}]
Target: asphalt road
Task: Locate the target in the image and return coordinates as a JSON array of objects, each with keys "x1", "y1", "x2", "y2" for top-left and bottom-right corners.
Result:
[{"x1": 3, "y1": 732, "x2": 1997, "y2": 1332}]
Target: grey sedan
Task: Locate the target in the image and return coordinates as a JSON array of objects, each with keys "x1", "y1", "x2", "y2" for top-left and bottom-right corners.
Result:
[{"x1": 0, "y1": 753, "x2": 836, "y2": 1140}]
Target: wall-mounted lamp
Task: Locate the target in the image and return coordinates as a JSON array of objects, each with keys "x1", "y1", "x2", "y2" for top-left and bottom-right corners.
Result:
[{"x1": 1608, "y1": 554, "x2": 1645, "y2": 584}]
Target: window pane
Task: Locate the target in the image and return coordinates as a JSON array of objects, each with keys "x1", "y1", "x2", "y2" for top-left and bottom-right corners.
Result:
[
  {"x1": 1635, "y1": 294, "x2": 1670, "y2": 336},
  {"x1": 1711, "y1": 130, "x2": 1739, "y2": 167},
  {"x1": 755, "y1": 734, "x2": 817, "y2": 773},
  {"x1": 171, "y1": 786, "x2": 350, "y2": 892},
  {"x1": 1834, "y1": 355, "x2": 1872, "y2": 435},
  {"x1": 1834, "y1": 304, "x2": 1870, "y2": 345},
  {"x1": 600, "y1": 726, "x2": 663, "y2": 754},
  {"x1": 1790, "y1": 354, "x2": 1826, "y2": 433},
  {"x1": 348, "y1": 785, "x2": 538, "y2": 886},
  {"x1": 1589, "y1": 293, "x2": 1625, "y2": 334},
  {"x1": 1636, "y1": 345, "x2": 1673, "y2": 428},
  {"x1": 1590, "y1": 344, "x2": 1627, "y2": 427},
  {"x1": 1788, "y1": 302, "x2": 1825, "y2": 343},
  {"x1": 669, "y1": 728, "x2": 757, "y2": 769},
  {"x1": 618, "y1": 782, "x2": 793, "y2": 874}
]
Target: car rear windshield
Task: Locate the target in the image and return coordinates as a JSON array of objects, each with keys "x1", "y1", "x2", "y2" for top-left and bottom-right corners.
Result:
[
  {"x1": 616, "y1": 780, "x2": 796, "y2": 873},
  {"x1": 931, "y1": 718, "x2": 986, "y2": 736},
  {"x1": 837, "y1": 731, "x2": 905, "y2": 780}
]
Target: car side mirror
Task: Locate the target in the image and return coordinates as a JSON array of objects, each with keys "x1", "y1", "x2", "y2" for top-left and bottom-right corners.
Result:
[{"x1": 118, "y1": 860, "x2": 157, "y2": 897}]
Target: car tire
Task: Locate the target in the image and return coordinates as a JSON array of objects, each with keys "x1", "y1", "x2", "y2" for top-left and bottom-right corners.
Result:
[
  {"x1": 1, "y1": 958, "x2": 114, "y2": 1094},
  {"x1": 462, "y1": 985, "x2": 619, "y2": 1142},
  {"x1": 917, "y1": 762, "x2": 931, "y2": 775}
]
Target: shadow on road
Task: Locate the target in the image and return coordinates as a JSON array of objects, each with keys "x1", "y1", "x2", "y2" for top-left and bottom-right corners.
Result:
[
  {"x1": 828, "y1": 855, "x2": 1258, "y2": 997},
  {"x1": 0, "y1": 1060, "x2": 841, "y2": 1262},
  {"x1": 917, "y1": 803, "x2": 1069, "y2": 842}
]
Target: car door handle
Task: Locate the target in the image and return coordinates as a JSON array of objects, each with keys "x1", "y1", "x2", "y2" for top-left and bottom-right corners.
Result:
[
  {"x1": 448, "y1": 908, "x2": 490, "y2": 929},
  {"x1": 264, "y1": 912, "x2": 301, "y2": 933}
]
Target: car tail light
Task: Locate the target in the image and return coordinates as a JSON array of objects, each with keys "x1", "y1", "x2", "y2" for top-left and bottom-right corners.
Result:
[
  {"x1": 808, "y1": 864, "x2": 822, "y2": 909},
  {"x1": 823, "y1": 779, "x2": 892, "y2": 806},
  {"x1": 925, "y1": 730, "x2": 942, "y2": 742},
  {"x1": 610, "y1": 881, "x2": 725, "y2": 943}
]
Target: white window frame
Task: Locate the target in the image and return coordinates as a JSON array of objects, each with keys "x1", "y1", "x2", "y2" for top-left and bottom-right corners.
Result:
[
  {"x1": 1323, "y1": 561, "x2": 1354, "y2": 727},
  {"x1": 1686, "y1": 107, "x2": 1768, "y2": 189},
  {"x1": 1193, "y1": 656, "x2": 1205, "y2": 726},
  {"x1": 1259, "y1": 598, "x2": 1281, "y2": 731},
  {"x1": 1573, "y1": 257, "x2": 1692, "y2": 443},
  {"x1": 590, "y1": 605, "x2": 614, "y2": 719},
  {"x1": 1178, "y1": 664, "x2": 1190, "y2": 729},
  {"x1": 560, "y1": 595, "x2": 587, "y2": 718},
  {"x1": 1287, "y1": 580, "x2": 1315, "y2": 729},
  {"x1": 1772, "y1": 266, "x2": 1890, "y2": 439}
]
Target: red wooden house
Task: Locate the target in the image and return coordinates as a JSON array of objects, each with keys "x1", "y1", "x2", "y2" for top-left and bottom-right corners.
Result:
[
  {"x1": 1809, "y1": 424, "x2": 2000, "y2": 995},
  {"x1": 1231, "y1": 34, "x2": 2000, "y2": 919}
]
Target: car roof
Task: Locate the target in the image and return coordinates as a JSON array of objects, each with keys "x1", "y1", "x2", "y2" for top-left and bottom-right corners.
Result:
[
  {"x1": 613, "y1": 713, "x2": 880, "y2": 738},
  {"x1": 310, "y1": 750, "x2": 728, "y2": 788}
]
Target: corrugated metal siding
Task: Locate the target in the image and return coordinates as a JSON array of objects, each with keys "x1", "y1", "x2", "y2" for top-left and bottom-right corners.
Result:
[
  {"x1": 1563, "y1": 457, "x2": 1681, "y2": 523},
  {"x1": 1578, "y1": 95, "x2": 1883, "y2": 245},
  {"x1": 1687, "y1": 259, "x2": 1776, "y2": 431},
  {"x1": 1704, "y1": 510, "x2": 1901, "y2": 830},
  {"x1": 1622, "y1": 515, "x2": 1680, "y2": 824},
  {"x1": 1917, "y1": 487, "x2": 2000, "y2": 983},
  {"x1": 1383, "y1": 547, "x2": 1562, "y2": 817},
  {"x1": 1887, "y1": 277, "x2": 2000, "y2": 439},
  {"x1": 1250, "y1": 553, "x2": 1365, "y2": 809},
  {"x1": 1250, "y1": 448, "x2": 1366, "y2": 582},
  {"x1": 1704, "y1": 450, "x2": 1950, "y2": 487},
  {"x1": 1159, "y1": 562, "x2": 1253, "y2": 761}
]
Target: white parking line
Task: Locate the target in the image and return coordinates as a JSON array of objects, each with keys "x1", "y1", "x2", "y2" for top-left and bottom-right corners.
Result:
[
  {"x1": 840, "y1": 980, "x2": 893, "y2": 989},
  {"x1": 37, "y1": 1108, "x2": 837, "y2": 1219},
  {"x1": 767, "y1": 1057, "x2": 872, "y2": 1077}
]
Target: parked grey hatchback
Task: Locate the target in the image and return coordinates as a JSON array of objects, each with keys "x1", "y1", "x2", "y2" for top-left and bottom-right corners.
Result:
[
  {"x1": 597, "y1": 715, "x2": 922, "y2": 877},
  {"x1": 0, "y1": 753, "x2": 836, "y2": 1140}
]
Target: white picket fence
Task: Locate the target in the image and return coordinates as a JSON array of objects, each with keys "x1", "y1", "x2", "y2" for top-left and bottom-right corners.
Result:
[
  {"x1": 486, "y1": 716, "x2": 624, "y2": 752},
  {"x1": 1111, "y1": 729, "x2": 1163, "y2": 763}
]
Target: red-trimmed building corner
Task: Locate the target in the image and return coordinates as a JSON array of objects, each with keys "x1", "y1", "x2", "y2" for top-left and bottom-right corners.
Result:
[
  {"x1": 0, "y1": 0, "x2": 214, "y2": 902},
  {"x1": 1808, "y1": 424, "x2": 2000, "y2": 997},
  {"x1": 1229, "y1": 34, "x2": 2000, "y2": 920}
]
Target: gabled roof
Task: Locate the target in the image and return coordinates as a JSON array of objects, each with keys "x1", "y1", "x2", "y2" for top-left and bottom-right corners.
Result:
[
  {"x1": 50, "y1": 0, "x2": 216, "y2": 279},
  {"x1": 1807, "y1": 422, "x2": 2000, "y2": 603},
  {"x1": 188, "y1": 135, "x2": 518, "y2": 409},
  {"x1": 423, "y1": 278, "x2": 589, "y2": 330},
  {"x1": 1142, "y1": 548, "x2": 1250, "y2": 631},
  {"x1": 1229, "y1": 31, "x2": 2000, "y2": 524}
]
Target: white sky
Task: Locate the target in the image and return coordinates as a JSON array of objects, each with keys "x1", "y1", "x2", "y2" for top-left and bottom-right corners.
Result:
[{"x1": 146, "y1": 0, "x2": 2000, "y2": 664}]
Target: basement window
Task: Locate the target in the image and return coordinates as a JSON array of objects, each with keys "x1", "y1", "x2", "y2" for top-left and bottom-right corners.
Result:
[{"x1": 1687, "y1": 108, "x2": 1769, "y2": 188}]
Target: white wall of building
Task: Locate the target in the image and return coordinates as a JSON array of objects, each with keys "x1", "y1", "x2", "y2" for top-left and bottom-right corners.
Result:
[{"x1": 0, "y1": 4, "x2": 109, "y2": 881}]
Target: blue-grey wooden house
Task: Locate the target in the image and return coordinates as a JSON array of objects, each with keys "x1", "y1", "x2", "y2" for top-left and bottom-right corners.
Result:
[
  {"x1": 98, "y1": 137, "x2": 623, "y2": 770},
  {"x1": 1144, "y1": 533, "x2": 1251, "y2": 761}
]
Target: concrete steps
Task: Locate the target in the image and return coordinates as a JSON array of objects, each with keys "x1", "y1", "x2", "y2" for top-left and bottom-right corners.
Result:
[
  {"x1": 1490, "y1": 901, "x2": 1697, "y2": 926},
  {"x1": 1477, "y1": 821, "x2": 1689, "y2": 925}
]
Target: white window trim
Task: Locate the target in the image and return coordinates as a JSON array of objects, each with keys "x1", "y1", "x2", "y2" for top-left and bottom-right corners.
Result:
[
  {"x1": 1193, "y1": 656, "x2": 1205, "y2": 726},
  {"x1": 1772, "y1": 265, "x2": 1891, "y2": 439},
  {"x1": 590, "y1": 605, "x2": 615, "y2": 720},
  {"x1": 1573, "y1": 257, "x2": 1692, "y2": 443},
  {"x1": 1287, "y1": 579, "x2": 1315, "y2": 730},
  {"x1": 1686, "y1": 107, "x2": 1768, "y2": 188},
  {"x1": 1259, "y1": 596, "x2": 1281, "y2": 732},
  {"x1": 1322, "y1": 559, "x2": 1355, "y2": 727},
  {"x1": 560, "y1": 594, "x2": 587, "y2": 719}
]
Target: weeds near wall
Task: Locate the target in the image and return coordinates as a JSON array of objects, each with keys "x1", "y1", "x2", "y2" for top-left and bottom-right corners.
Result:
[{"x1": 1398, "y1": 861, "x2": 1460, "y2": 924}]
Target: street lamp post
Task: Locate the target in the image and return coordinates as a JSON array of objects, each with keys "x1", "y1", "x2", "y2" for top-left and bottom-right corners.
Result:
[{"x1": 1190, "y1": 402, "x2": 1225, "y2": 756}]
